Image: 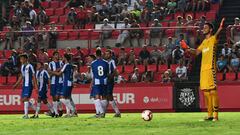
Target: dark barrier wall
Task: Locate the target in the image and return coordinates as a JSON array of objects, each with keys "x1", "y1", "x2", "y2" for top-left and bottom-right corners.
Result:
[{"x1": 173, "y1": 82, "x2": 201, "y2": 112}]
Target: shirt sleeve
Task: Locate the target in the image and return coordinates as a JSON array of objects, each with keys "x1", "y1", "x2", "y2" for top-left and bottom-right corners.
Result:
[
  {"x1": 197, "y1": 42, "x2": 204, "y2": 52},
  {"x1": 30, "y1": 64, "x2": 35, "y2": 74},
  {"x1": 61, "y1": 64, "x2": 67, "y2": 73}
]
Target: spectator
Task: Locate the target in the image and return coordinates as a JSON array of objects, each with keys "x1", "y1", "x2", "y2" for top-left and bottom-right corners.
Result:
[
  {"x1": 0, "y1": 50, "x2": 19, "y2": 76},
  {"x1": 120, "y1": 3, "x2": 130, "y2": 20},
  {"x1": 162, "y1": 70, "x2": 172, "y2": 83},
  {"x1": 89, "y1": 6, "x2": 100, "y2": 23},
  {"x1": 221, "y1": 43, "x2": 232, "y2": 58},
  {"x1": 4, "y1": 26, "x2": 18, "y2": 50},
  {"x1": 150, "y1": 45, "x2": 162, "y2": 64},
  {"x1": 115, "y1": 18, "x2": 131, "y2": 47},
  {"x1": 175, "y1": 59, "x2": 188, "y2": 81},
  {"x1": 141, "y1": 70, "x2": 154, "y2": 82},
  {"x1": 67, "y1": 7, "x2": 77, "y2": 25},
  {"x1": 176, "y1": 16, "x2": 184, "y2": 36},
  {"x1": 22, "y1": 0, "x2": 31, "y2": 17},
  {"x1": 149, "y1": 19, "x2": 163, "y2": 46},
  {"x1": 114, "y1": 72, "x2": 126, "y2": 84},
  {"x1": 177, "y1": 0, "x2": 187, "y2": 12},
  {"x1": 129, "y1": 19, "x2": 142, "y2": 47},
  {"x1": 98, "y1": 18, "x2": 113, "y2": 47},
  {"x1": 130, "y1": 4, "x2": 142, "y2": 22},
  {"x1": 175, "y1": 33, "x2": 189, "y2": 47},
  {"x1": 195, "y1": 15, "x2": 206, "y2": 30},
  {"x1": 196, "y1": 0, "x2": 209, "y2": 11},
  {"x1": 230, "y1": 52, "x2": 240, "y2": 80},
  {"x1": 166, "y1": 0, "x2": 177, "y2": 14},
  {"x1": 48, "y1": 22, "x2": 58, "y2": 49},
  {"x1": 23, "y1": 37, "x2": 36, "y2": 52},
  {"x1": 127, "y1": 48, "x2": 137, "y2": 66},
  {"x1": 129, "y1": 68, "x2": 140, "y2": 83},
  {"x1": 85, "y1": 66, "x2": 92, "y2": 82},
  {"x1": 172, "y1": 45, "x2": 184, "y2": 64},
  {"x1": 162, "y1": 37, "x2": 175, "y2": 66},
  {"x1": 185, "y1": 15, "x2": 194, "y2": 26},
  {"x1": 230, "y1": 17, "x2": 240, "y2": 44},
  {"x1": 38, "y1": 6, "x2": 47, "y2": 25},
  {"x1": 29, "y1": 4, "x2": 37, "y2": 26},
  {"x1": 77, "y1": 5, "x2": 87, "y2": 29},
  {"x1": 37, "y1": 48, "x2": 49, "y2": 63},
  {"x1": 36, "y1": 22, "x2": 48, "y2": 48},
  {"x1": 73, "y1": 46, "x2": 85, "y2": 67},
  {"x1": 28, "y1": 49, "x2": 37, "y2": 66},
  {"x1": 65, "y1": 0, "x2": 83, "y2": 8},
  {"x1": 117, "y1": 47, "x2": 127, "y2": 65},
  {"x1": 217, "y1": 55, "x2": 228, "y2": 81},
  {"x1": 20, "y1": 21, "x2": 35, "y2": 48},
  {"x1": 139, "y1": 45, "x2": 150, "y2": 66},
  {"x1": 13, "y1": 1, "x2": 23, "y2": 20}
]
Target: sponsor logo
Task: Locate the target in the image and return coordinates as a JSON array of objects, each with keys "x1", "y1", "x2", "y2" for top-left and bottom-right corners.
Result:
[
  {"x1": 143, "y1": 96, "x2": 149, "y2": 103},
  {"x1": 179, "y1": 88, "x2": 195, "y2": 107},
  {"x1": 202, "y1": 47, "x2": 210, "y2": 53},
  {"x1": 143, "y1": 96, "x2": 168, "y2": 104},
  {"x1": 0, "y1": 95, "x2": 21, "y2": 105}
]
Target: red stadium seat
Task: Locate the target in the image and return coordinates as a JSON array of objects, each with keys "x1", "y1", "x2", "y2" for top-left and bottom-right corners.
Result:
[
  {"x1": 174, "y1": 12, "x2": 183, "y2": 20},
  {"x1": 41, "y1": 1, "x2": 49, "y2": 8},
  {"x1": 0, "y1": 76, "x2": 6, "y2": 84},
  {"x1": 55, "y1": 25, "x2": 63, "y2": 30},
  {"x1": 79, "y1": 31, "x2": 89, "y2": 40},
  {"x1": 49, "y1": 16, "x2": 59, "y2": 23},
  {"x1": 164, "y1": 14, "x2": 173, "y2": 21},
  {"x1": 112, "y1": 31, "x2": 120, "y2": 39},
  {"x1": 153, "y1": 0, "x2": 160, "y2": 4},
  {"x1": 148, "y1": 65, "x2": 156, "y2": 72},
  {"x1": 165, "y1": 29, "x2": 175, "y2": 37},
  {"x1": 68, "y1": 31, "x2": 79, "y2": 40},
  {"x1": 216, "y1": 73, "x2": 223, "y2": 81},
  {"x1": 169, "y1": 22, "x2": 177, "y2": 27},
  {"x1": 50, "y1": 1, "x2": 60, "y2": 8},
  {"x1": 59, "y1": 16, "x2": 67, "y2": 24},
  {"x1": 206, "y1": 11, "x2": 217, "y2": 21},
  {"x1": 7, "y1": 76, "x2": 17, "y2": 84},
  {"x1": 195, "y1": 12, "x2": 205, "y2": 20},
  {"x1": 226, "y1": 73, "x2": 237, "y2": 80},
  {"x1": 170, "y1": 64, "x2": 178, "y2": 72},
  {"x1": 125, "y1": 65, "x2": 134, "y2": 73},
  {"x1": 80, "y1": 66, "x2": 88, "y2": 73},
  {"x1": 45, "y1": 8, "x2": 55, "y2": 16},
  {"x1": 211, "y1": 3, "x2": 220, "y2": 11},
  {"x1": 161, "y1": 22, "x2": 169, "y2": 27},
  {"x1": 55, "y1": 8, "x2": 65, "y2": 16},
  {"x1": 158, "y1": 64, "x2": 168, "y2": 73},
  {"x1": 3, "y1": 26, "x2": 10, "y2": 31},
  {"x1": 64, "y1": 25, "x2": 73, "y2": 30},
  {"x1": 60, "y1": 2, "x2": 66, "y2": 7},
  {"x1": 91, "y1": 32, "x2": 100, "y2": 39},
  {"x1": 85, "y1": 23, "x2": 94, "y2": 29},
  {"x1": 58, "y1": 32, "x2": 68, "y2": 40}
]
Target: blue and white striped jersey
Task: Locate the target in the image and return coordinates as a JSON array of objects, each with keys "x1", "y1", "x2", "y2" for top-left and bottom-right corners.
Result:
[
  {"x1": 21, "y1": 63, "x2": 35, "y2": 87},
  {"x1": 49, "y1": 61, "x2": 63, "y2": 85},
  {"x1": 36, "y1": 69, "x2": 50, "y2": 91}
]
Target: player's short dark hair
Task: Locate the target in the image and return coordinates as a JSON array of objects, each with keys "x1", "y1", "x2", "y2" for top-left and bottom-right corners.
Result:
[
  {"x1": 96, "y1": 49, "x2": 102, "y2": 57},
  {"x1": 89, "y1": 54, "x2": 96, "y2": 60},
  {"x1": 19, "y1": 54, "x2": 28, "y2": 59},
  {"x1": 37, "y1": 61, "x2": 44, "y2": 65},
  {"x1": 205, "y1": 22, "x2": 214, "y2": 31},
  {"x1": 53, "y1": 51, "x2": 59, "y2": 56},
  {"x1": 64, "y1": 53, "x2": 72, "y2": 61},
  {"x1": 106, "y1": 49, "x2": 112, "y2": 54}
]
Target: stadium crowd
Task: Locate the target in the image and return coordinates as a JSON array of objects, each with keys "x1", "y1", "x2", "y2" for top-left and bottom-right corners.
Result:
[{"x1": 0, "y1": 0, "x2": 240, "y2": 84}]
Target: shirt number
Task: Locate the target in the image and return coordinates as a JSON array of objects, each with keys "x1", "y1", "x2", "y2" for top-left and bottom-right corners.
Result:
[{"x1": 98, "y1": 66, "x2": 104, "y2": 76}]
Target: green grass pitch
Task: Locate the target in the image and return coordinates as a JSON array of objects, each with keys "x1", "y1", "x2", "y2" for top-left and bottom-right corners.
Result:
[{"x1": 1, "y1": 112, "x2": 240, "y2": 135}]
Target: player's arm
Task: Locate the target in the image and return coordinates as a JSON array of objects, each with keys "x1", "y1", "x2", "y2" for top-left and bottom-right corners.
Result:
[
  {"x1": 13, "y1": 74, "x2": 22, "y2": 90},
  {"x1": 214, "y1": 18, "x2": 225, "y2": 38},
  {"x1": 32, "y1": 74, "x2": 38, "y2": 90},
  {"x1": 186, "y1": 48, "x2": 202, "y2": 56}
]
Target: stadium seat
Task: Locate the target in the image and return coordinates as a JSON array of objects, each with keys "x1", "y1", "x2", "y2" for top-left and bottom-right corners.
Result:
[
  {"x1": 64, "y1": 25, "x2": 73, "y2": 30},
  {"x1": 41, "y1": 1, "x2": 49, "y2": 8},
  {"x1": 216, "y1": 73, "x2": 223, "y2": 81},
  {"x1": 55, "y1": 25, "x2": 63, "y2": 30},
  {"x1": 7, "y1": 76, "x2": 17, "y2": 84},
  {"x1": 170, "y1": 64, "x2": 178, "y2": 72},
  {"x1": 124, "y1": 65, "x2": 134, "y2": 73},
  {"x1": 60, "y1": 2, "x2": 66, "y2": 7},
  {"x1": 226, "y1": 73, "x2": 237, "y2": 80},
  {"x1": 58, "y1": 32, "x2": 68, "y2": 40},
  {"x1": 79, "y1": 31, "x2": 89, "y2": 40},
  {"x1": 165, "y1": 29, "x2": 175, "y2": 37},
  {"x1": 55, "y1": 8, "x2": 65, "y2": 16},
  {"x1": 161, "y1": 22, "x2": 169, "y2": 27},
  {"x1": 195, "y1": 12, "x2": 205, "y2": 20},
  {"x1": 211, "y1": 3, "x2": 220, "y2": 11},
  {"x1": 148, "y1": 65, "x2": 157, "y2": 72},
  {"x1": 49, "y1": 16, "x2": 59, "y2": 23},
  {"x1": 50, "y1": 1, "x2": 60, "y2": 8},
  {"x1": 45, "y1": 8, "x2": 55, "y2": 16},
  {"x1": 169, "y1": 22, "x2": 177, "y2": 27},
  {"x1": 206, "y1": 11, "x2": 217, "y2": 21},
  {"x1": 59, "y1": 16, "x2": 67, "y2": 24},
  {"x1": 112, "y1": 31, "x2": 120, "y2": 39},
  {"x1": 164, "y1": 14, "x2": 173, "y2": 21},
  {"x1": 80, "y1": 66, "x2": 88, "y2": 73},
  {"x1": 174, "y1": 12, "x2": 183, "y2": 20},
  {"x1": 68, "y1": 31, "x2": 79, "y2": 40},
  {"x1": 158, "y1": 64, "x2": 168, "y2": 73},
  {"x1": 3, "y1": 26, "x2": 10, "y2": 31},
  {"x1": 91, "y1": 32, "x2": 100, "y2": 39},
  {"x1": 153, "y1": 0, "x2": 160, "y2": 4},
  {"x1": 85, "y1": 23, "x2": 95, "y2": 29},
  {"x1": 0, "y1": 76, "x2": 6, "y2": 84}
]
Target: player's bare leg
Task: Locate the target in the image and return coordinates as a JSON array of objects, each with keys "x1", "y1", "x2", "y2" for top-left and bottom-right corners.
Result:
[{"x1": 210, "y1": 90, "x2": 219, "y2": 121}]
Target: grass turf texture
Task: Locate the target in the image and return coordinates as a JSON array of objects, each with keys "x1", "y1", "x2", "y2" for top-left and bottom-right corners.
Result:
[{"x1": 0, "y1": 112, "x2": 240, "y2": 135}]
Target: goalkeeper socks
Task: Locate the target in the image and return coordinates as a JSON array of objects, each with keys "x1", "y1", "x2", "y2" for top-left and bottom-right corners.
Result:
[
  {"x1": 24, "y1": 101, "x2": 29, "y2": 116},
  {"x1": 110, "y1": 100, "x2": 120, "y2": 114}
]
